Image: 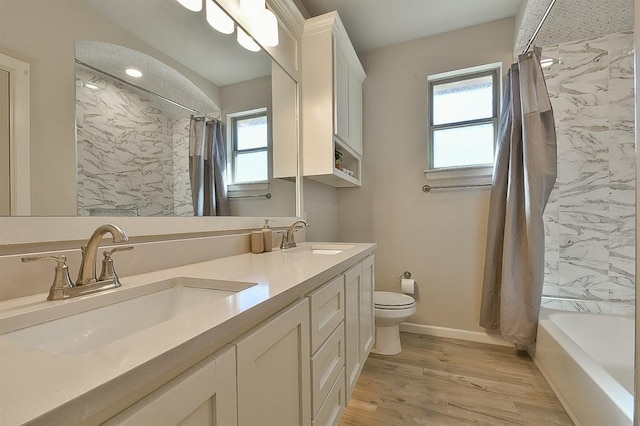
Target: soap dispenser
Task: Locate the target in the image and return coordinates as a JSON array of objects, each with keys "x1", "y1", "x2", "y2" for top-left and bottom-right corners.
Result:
[{"x1": 262, "y1": 219, "x2": 275, "y2": 252}]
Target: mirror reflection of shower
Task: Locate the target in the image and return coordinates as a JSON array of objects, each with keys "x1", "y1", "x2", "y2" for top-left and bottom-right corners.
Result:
[{"x1": 75, "y1": 42, "x2": 221, "y2": 217}]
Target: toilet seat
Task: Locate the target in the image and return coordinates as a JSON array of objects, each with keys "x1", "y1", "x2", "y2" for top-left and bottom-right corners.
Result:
[{"x1": 374, "y1": 291, "x2": 415, "y2": 310}]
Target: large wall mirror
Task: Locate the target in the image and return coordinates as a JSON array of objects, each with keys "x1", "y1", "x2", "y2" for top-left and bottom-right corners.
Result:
[{"x1": 0, "y1": 0, "x2": 298, "y2": 218}]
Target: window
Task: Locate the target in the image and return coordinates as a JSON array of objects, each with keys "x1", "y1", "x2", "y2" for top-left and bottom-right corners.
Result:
[
  {"x1": 229, "y1": 109, "x2": 269, "y2": 184},
  {"x1": 427, "y1": 64, "x2": 500, "y2": 171}
]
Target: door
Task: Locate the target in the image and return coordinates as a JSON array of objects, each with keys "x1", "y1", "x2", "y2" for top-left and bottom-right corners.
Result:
[
  {"x1": 360, "y1": 255, "x2": 375, "y2": 357},
  {"x1": 333, "y1": 40, "x2": 349, "y2": 145},
  {"x1": 0, "y1": 69, "x2": 9, "y2": 216},
  {"x1": 348, "y1": 71, "x2": 363, "y2": 156},
  {"x1": 105, "y1": 345, "x2": 237, "y2": 426},
  {"x1": 235, "y1": 298, "x2": 311, "y2": 426},
  {"x1": 344, "y1": 262, "x2": 362, "y2": 399}
]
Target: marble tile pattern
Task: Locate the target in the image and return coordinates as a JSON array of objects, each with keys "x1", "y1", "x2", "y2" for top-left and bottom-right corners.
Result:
[
  {"x1": 541, "y1": 32, "x2": 635, "y2": 312},
  {"x1": 172, "y1": 118, "x2": 194, "y2": 216},
  {"x1": 76, "y1": 68, "x2": 194, "y2": 216}
]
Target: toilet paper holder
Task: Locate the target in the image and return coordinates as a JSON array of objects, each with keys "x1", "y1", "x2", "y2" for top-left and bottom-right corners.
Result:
[
  {"x1": 399, "y1": 271, "x2": 417, "y2": 297},
  {"x1": 399, "y1": 271, "x2": 412, "y2": 280}
]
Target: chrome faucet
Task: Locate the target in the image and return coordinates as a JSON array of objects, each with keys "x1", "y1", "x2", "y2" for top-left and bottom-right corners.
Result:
[
  {"x1": 77, "y1": 224, "x2": 129, "y2": 285},
  {"x1": 280, "y1": 220, "x2": 309, "y2": 249},
  {"x1": 22, "y1": 224, "x2": 133, "y2": 301}
]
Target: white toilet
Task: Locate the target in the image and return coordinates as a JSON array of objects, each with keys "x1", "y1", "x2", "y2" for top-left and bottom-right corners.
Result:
[{"x1": 373, "y1": 291, "x2": 416, "y2": 355}]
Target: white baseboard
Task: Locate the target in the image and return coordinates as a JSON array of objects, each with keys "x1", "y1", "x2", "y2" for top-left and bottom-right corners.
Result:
[{"x1": 399, "y1": 322, "x2": 512, "y2": 347}]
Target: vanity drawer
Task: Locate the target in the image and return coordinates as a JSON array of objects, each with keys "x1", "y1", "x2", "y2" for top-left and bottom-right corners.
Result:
[
  {"x1": 308, "y1": 275, "x2": 345, "y2": 353},
  {"x1": 313, "y1": 368, "x2": 346, "y2": 426},
  {"x1": 311, "y1": 322, "x2": 345, "y2": 418}
]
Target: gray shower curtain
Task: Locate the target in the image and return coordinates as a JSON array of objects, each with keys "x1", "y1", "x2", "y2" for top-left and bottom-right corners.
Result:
[
  {"x1": 479, "y1": 51, "x2": 557, "y2": 347},
  {"x1": 189, "y1": 117, "x2": 229, "y2": 216}
]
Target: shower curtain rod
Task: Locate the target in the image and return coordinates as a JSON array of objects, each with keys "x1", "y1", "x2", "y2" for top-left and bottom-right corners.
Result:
[
  {"x1": 75, "y1": 59, "x2": 220, "y2": 122},
  {"x1": 522, "y1": 0, "x2": 558, "y2": 54}
]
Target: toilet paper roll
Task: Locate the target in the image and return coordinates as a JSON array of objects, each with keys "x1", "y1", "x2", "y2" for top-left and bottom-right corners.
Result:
[{"x1": 401, "y1": 278, "x2": 415, "y2": 294}]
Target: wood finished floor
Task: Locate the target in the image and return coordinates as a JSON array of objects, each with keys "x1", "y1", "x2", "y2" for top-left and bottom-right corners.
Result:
[{"x1": 340, "y1": 333, "x2": 573, "y2": 426}]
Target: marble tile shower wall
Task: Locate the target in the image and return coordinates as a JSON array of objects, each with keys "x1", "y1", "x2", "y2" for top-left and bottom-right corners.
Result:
[
  {"x1": 76, "y1": 68, "x2": 191, "y2": 216},
  {"x1": 541, "y1": 31, "x2": 635, "y2": 314},
  {"x1": 173, "y1": 118, "x2": 194, "y2": 216}
]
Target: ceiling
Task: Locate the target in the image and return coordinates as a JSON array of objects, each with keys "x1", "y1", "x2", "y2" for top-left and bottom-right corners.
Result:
[
  {"x1": 514, "y1": 0, "x2": 634, "y2": 53},
  {"x1": 76, "y1": 41, "x2": 220, "y2": 117},
  {"x1": 299, "y1": 0, "x2": 523, "y2": 53},
  {"x1": 83, "y1": 0, "x2": 635, "y2": 90},
  {"x1": 299, "y1": 0, "x2": 634, "y2": 54}
]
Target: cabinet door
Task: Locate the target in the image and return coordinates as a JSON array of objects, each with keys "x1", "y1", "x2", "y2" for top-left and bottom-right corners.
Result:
[
  {"x1": 344, "y1": 262, "x2": 362, "y2": 400},
  {"x1": 235, "y1": 298, "x2": 311, "y2": 426},
  {"x1": 360, "y1": 255, "x2": 375, "y2": 357},
  {"x1": 348, "y1": 71, "x2": 363, "y2": 156},
  {"x1": 104, "y1": 345, "x2": 237, "y2": 426},
  {"x1": 334, "y1": 40, "x2": 349, "y2": 145}
]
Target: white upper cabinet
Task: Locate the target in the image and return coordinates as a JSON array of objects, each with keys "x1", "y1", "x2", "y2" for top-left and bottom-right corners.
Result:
[{"x1": 302, "y1": 11, "x2": 366, "y2": 187}]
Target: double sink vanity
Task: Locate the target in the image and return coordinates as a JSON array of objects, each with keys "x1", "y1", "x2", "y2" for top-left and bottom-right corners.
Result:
[{"x1": 0, "y1": 234, "x2": 376, "y2": 425}]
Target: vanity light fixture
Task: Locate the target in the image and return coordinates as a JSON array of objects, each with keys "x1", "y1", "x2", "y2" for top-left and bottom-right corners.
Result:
[
  {"x1": 206, "y1": 0, "x2": 234, "y2": 34},
  {"x1": 183, "y1": 0, "x2": 276, "y2": 50},
  {"x1": 84, "y1": 82, "x2": 99, "y2": 90},
  {"x1": 237, "y1": 28, "x2": 261, "y2": 52},
  {"x1": 240, "y1": 0, "x2": 265, "y2": 16},
  {"x1": 239, "y1": 0, "x2": 279, "y2": 47},
  {"x1": 125, "y1": 68, "x2": 143, "y2": 78},
  {"x1": 256, "y1": 9, "x2": 279, "y2": 47},
  {"x1": 175, "y1": 0, "x2": 202, "y2": 12}
]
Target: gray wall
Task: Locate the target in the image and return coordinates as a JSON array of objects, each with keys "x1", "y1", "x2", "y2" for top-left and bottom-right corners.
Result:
[{"x1": 337, "y1": 18, "x2": 515, "y2": 332}]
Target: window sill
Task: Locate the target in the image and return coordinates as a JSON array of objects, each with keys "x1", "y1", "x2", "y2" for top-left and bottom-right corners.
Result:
[{"x1": 424, "y1": 165, "x2": 493, "y2": 186}]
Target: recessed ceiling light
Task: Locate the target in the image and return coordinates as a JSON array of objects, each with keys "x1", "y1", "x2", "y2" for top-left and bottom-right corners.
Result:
[
  {"x1": 125, "y1": 68, "x2": 143, "y2": 78},
  {"x1": 84, "y1": 82, "x2": 99, "y2": 90},
  {"x1": 540, "y1": 58, "x2": 555, "y2": 68}
]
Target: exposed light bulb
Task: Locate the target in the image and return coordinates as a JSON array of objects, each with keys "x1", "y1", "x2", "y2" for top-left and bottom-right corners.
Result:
[
  {"x1": 125, "y1": 68, "x2": 143, "y2": 78},
  {"x1": 175, "y1": 0, "x2": 202, "y2": 12},
  {"x1": 256, "y1": 8, "x2": 278, "y2": 47},
  {"x1": 237, "y1": 28, "x2": 261, "y2": 52},
  {"x1": 206, "y1": 0, "x2": 234, "y2": 34}
]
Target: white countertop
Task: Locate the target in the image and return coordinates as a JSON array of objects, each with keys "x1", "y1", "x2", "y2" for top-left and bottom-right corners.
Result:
[{"x1": 0, "y1": 242, "x2": 375, "y2": 425}]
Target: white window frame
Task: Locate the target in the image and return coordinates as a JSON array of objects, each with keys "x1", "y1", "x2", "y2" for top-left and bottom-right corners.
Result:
[
  {"x1": 226, "y1": 107, "x2": 270, "y2": 190},
  {"x1": 424, "y1": 62, "x2": 501, "y2": 184}
]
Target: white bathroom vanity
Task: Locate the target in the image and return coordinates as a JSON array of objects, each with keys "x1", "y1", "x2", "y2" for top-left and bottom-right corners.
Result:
[{"x1": 0, "y1": 242, "x2": 376, "y2": 425}]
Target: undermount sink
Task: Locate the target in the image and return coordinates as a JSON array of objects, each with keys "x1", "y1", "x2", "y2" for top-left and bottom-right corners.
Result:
[
  {"x1": 2, "y1": 277, "x2": 255, "y2": 355},
  {"x1": 309, "y1": 244, "x2": 355, "y2": 255}
]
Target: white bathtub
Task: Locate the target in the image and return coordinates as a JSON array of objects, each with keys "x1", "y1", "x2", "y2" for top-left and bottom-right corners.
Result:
[{"x1": 531, "y1": 309, "x2": 634, "y2": 425}]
